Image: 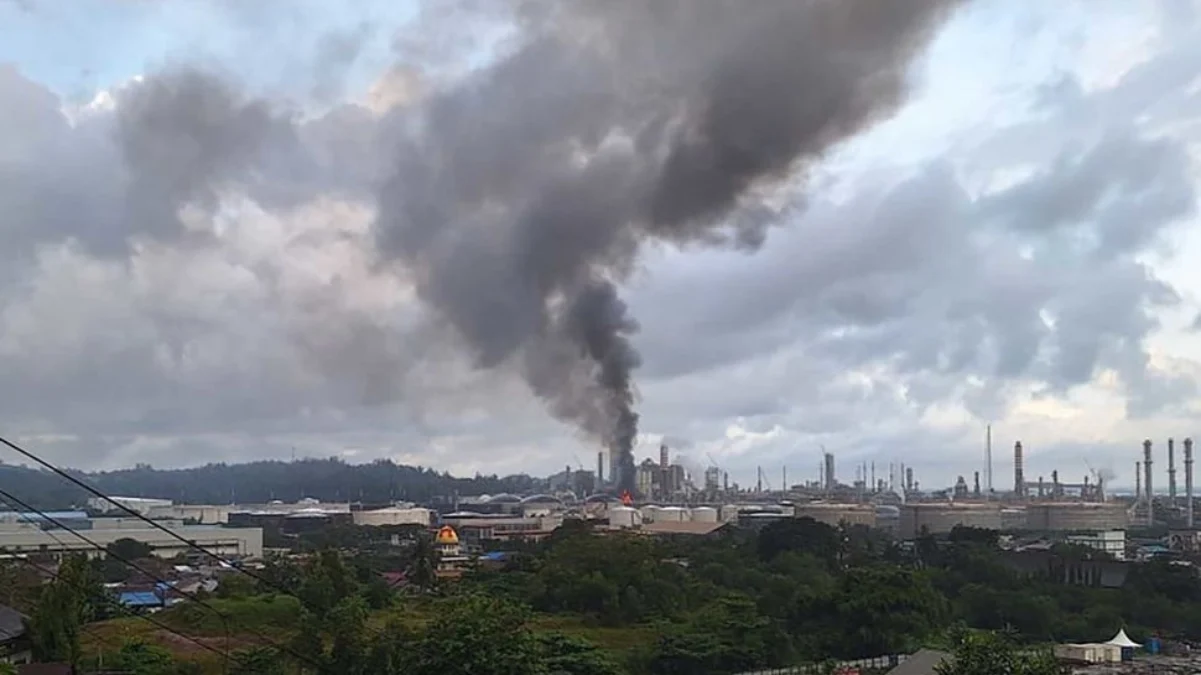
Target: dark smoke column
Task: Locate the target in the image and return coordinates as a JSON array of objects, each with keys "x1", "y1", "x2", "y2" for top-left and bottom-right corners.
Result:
[{"x1": 373, "y1": 0, "x2": 962, "y2": 494}]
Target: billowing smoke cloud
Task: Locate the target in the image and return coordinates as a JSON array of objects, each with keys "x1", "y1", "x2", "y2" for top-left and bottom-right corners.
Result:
[{"x1": 373, "y1": 0, "x2": 962, "y2": 491}]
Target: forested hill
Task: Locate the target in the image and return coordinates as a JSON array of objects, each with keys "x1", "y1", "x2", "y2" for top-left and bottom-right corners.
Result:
[{"x1": 0, "y1": 457, "x2": 538, "y2": 510}]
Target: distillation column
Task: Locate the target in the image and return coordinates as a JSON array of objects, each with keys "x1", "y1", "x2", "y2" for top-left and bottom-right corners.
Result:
[
  {"x1": 1144, "y1": 439, "x2": 1154, "y2": 526},
  {"x1": 1186, "y1": 438, "x2": 1195, "y2": 529}
]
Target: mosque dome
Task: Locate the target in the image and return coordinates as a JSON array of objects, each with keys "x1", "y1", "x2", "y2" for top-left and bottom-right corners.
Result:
[{"x1": 435, "y1": 525, "x2": 460, "y2": 545}]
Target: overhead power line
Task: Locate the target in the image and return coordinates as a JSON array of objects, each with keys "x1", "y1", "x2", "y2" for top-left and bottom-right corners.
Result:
[
  {"x1": 0, "y1": 485, "x2": 322, "y2": 671},
  {"x1": 0, "y1": 435, "x2": 303, "y2": 598},
  {"x1": 0, "y1": 433, "x2": 403, "y2": 650},
  {"x1": 9, "y1": 554, "x2": 232, "y2": 664}
]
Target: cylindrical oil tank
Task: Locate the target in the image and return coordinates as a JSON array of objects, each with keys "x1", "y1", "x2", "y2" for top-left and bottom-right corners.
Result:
[
  {"x1": 692, "y1": 506, "x2": 718, "y2": 523},
  {"x1": 1000, "y1": 508, "x2": 1027, "y2": 530},
  {"x1": 639, "y1": 505, "x2": 661, "y2": 523},
  {"x1": 608, "y1": 506, "x2": 640, "y2": 528},
  {"x1": 793, "y1": 503, "x2": 877, "y2": 528},
  {"x1": 719, "y1": 505, "x2": 741, "y2": 522},
  {"x1": 657, "y1": 506, "x2": 689, "y2": 522},
  {"x1": 900, "y1": 503, "x2": 1002, "y2": 538},
  {"x1": 1025, "y1": 502, "x2": 1129, "y2": 532},
  {"x1": 875, "y1": 505, "x2": 900, "y2": 534}
]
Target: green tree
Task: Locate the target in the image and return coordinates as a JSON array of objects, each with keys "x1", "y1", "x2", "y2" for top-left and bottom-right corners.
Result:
[
  {"x1": 407, "y1": 533, "x2": 439, "y2": 593},
  {"x1": 27, "y1": 555, "x2": 103, "y2": 665},
  {"x1": 324, "y1": 597, "x2": 370, "y2": 675},
  {"x1": 107, "y1": 537, "x2": 154, "y2": 561},
  {"x1": 258, "y1": 554, "x2": 302, "y2": 595},
  {"x1": 214, "y1": 573, "x2": 259, "y2": 599},
  {"x1": 935, "y1": 631, "x2": 1066, "y2": 675},
  {"x1": 0, "y1": 662, "x2": 17, "y2": 675},
  {"x1": 109, "y1": 639, "x2": 177, "y2": 675},
  {"x1": 298, "y1": 549, "x2": 359, "y2": 614},
  {"x1": 645, "y1": 596, "x2": 790, "y2": 675},
  {"x1": 537, "y1": 632, "x2": 621, "y2": 675},
  {"x1": 231, "y1": 646, "x2": 288, "y2": 675},
  {"x1": 757, "y1": 517, "x2": 839, "y2": 564},
  {"x1": 402, "y1": 594, "x2": 547, "y2": 675}
]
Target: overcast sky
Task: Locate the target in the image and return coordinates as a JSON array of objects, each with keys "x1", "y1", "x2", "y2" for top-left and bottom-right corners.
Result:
[{"x1": 2, "y1": 0, "x2": 1200, "y2": 492}]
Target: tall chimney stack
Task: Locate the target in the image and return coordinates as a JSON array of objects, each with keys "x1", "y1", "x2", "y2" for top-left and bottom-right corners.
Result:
[
  {"x1": 985, "y1": 424, "x2": 993, "y2": 494},
  {"x1": 1014, "y1": 441, "x2": 1025, "y2": 499},
  {"x1": 973, "y1": 471, "x2": 981, "y2": 497},
  {"x1": 1185, "y1": 438, "x2": 1194, "y2": 528},
  {"x1": 597, "y1": 451, "x2": 605, "y2": 486},
  {"x1": 1169, "y1": 438, "x2": 1178, "y2": 502},
  {"x1": 1136, "y1": 461, "x2": 1142, "y2": 500},
  {"x1": 1144, "y1": 439, "x2": 1154, "y2": 526}
]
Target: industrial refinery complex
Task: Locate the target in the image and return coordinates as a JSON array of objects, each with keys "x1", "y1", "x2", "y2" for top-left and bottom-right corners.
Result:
[
  {"x1": 2, "y1": 436, "x2": 1195, "y2": 570},
  {"x1": 556, "y1": 435, "x2": 1201, "y2": 548}
]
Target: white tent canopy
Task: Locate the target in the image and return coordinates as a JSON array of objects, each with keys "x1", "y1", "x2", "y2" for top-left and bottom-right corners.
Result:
[{"x1": 1106, "y1": 628, "x2": 1141, "y2": 648}]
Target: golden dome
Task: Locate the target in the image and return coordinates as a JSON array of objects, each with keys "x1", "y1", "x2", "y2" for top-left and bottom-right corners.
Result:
[{"x1": 435, "y1": 525, "x2": 459, "y2": 545}]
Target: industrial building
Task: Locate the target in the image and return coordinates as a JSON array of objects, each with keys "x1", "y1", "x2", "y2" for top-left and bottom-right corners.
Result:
[
  {"x1": 0, "y1": 518, "x2": 262, "y2": 559},
  {"x1": 438, "y1": 513, "x2": 564, "y2": 547},
  {"x1": 899, "y1": 503, "x2": 1002, "y2": 538},
  {"x1": 1025, "y1": 503, "x2": 1129, "y2": 532},
  {"x1": 352, "y1": 506, "x2": 432, "y2": 527},
  {"x1": 226, "y1": 508, "x2": 352, "y2": 534},
  {"x1": 87, "y1": 496, "x2": 173, "y2": 515},
  {"x1": 1066, "y1": 531, "x2": 1126, "y2": 560},
  {"x1": 792, "y1": 502, "x2": 877, "y2": 528}
]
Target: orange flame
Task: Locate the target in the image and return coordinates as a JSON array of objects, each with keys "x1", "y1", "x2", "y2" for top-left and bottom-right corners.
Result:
[{"x1": 620, "y1": 490, "x2": 633, "y2": 506}]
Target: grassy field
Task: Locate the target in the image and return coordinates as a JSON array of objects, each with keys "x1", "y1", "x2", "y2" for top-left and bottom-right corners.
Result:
[{"x1": 80, "y1": 594, "x2": 659, "y2": 673}]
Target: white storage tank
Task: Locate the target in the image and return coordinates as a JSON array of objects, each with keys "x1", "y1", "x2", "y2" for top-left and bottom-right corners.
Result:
[
  {"x1": 719, "y1": 505, "x2": 741, "y2": 522},
  {"x1": 657, "y1": 506, "x2": 689, "y2": 522},
  {"x1": 608, "y1": 506, "x2": 641, "y2": 528},
  {"x1": 691, "y1": 507, "x2": 718, "y2": 523},
  {"x1": 639, "y1": 505, "x2": 661, "y2": 523}
]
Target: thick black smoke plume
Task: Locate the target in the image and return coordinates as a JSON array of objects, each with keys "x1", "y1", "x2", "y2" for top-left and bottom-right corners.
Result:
[{"x1": 374, "y1": 0, "x2": 961, "y2": 492}]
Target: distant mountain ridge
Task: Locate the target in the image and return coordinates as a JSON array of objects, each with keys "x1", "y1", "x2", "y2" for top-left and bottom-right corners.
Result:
[{"x1": 0, "y1": 457, "x2": 538, "y2": 511}]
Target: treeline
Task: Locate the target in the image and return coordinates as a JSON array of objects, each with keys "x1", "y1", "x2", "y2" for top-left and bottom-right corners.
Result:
[
  {"x1": 13, "y1": 518, "x2": 1179, "y2": 673},
  {"x1": 0, "y1": 457, "x2": 538, "y2": 509},
  {"x1": 466, "y1": 519, "x2": 1201, "y2": 670}
]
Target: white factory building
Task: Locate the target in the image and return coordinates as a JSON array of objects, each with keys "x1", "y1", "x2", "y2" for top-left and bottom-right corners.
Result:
[
  {"x1": 1066, "y1": 531, "x2": 1126, "y2": 560},
  {"x1": 0, "y1": 517, "x2": 262, "y2": 559},
  {"x1": 87, "y1": 496, "x2": 173, "y2": 515},
  {"x1": 352, "y1": 506, "x2": 432, "y2": 527}
]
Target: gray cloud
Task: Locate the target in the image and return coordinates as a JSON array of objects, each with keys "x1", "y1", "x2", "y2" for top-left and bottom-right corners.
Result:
[
  {"x1": 373, "y1": 0, "x2": 962, "y2": 490},
  {"x1": 0, "y1": 1, "x2": 1200, "y2": 489}
]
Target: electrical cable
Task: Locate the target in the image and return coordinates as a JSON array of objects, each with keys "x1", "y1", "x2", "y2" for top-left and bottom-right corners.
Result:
[
  {"x1": 0, "y1": 486, "x2": 323, "y2": 671},
  {"x1": 0, "y1": 434, "x2": 407, "y2": 647},
  {"x1": 0, "y1": 435, "x2": 309, "y2": 600},
  {"x1": 9, "y1": 555, "x2": 232, "y2": 663},
  {"x1": 0, "y1": 490, "x2": 233, "y2": 674}
]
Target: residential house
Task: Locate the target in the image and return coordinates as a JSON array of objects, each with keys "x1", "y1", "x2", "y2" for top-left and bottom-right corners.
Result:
[{"x1": 0, "y1": 603, "x2": 31, "y2": 667}]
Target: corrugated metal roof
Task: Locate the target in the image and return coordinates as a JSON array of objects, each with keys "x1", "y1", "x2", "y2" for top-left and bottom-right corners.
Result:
[
  {"x1": 639, "y1": 521, "x2": 729, "y2": 536},
  {"x1": 0, "y1": 603, "x2": 25, "y2": 642},
  {"x1": 117, "y1": 591, "x2": 163, "y2": 608},
  {"x1": 0, "y1": 511, "x2": 88, "y2": 522},
  {"x1": 885, "y1": 649, "x2": 950, "y2": 675}
]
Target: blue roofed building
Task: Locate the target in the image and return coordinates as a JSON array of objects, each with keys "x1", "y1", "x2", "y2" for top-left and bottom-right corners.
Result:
[{"x1": 117, "y1": 590, "x2": 164, "y2": 611}]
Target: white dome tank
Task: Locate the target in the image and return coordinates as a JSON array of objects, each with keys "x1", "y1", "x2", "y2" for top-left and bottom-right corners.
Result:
[
  {"x1": 639, "y1": 505, "x2": 661, "y2": 523},
  {"x1": 608, "y1": 506, "x2": 640, "y2": 528},
  {"x1": 657, "y1": 506, "x2": 689, "y2": 522},
  {"x1": 691, "y1": 507, "x2": 718, "y2": 523}
]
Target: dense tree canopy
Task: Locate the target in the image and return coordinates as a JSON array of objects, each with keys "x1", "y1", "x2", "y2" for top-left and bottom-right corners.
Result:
[
  {"x1": 935, "y1": 631, "x2": 1067, "y2": 675},
  {"x1": 0, "y1": 458, "x2": 536, "y2": 510},
  {"x1": 12, "y1": 514, "x2": 1201, "y2": 674}
]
